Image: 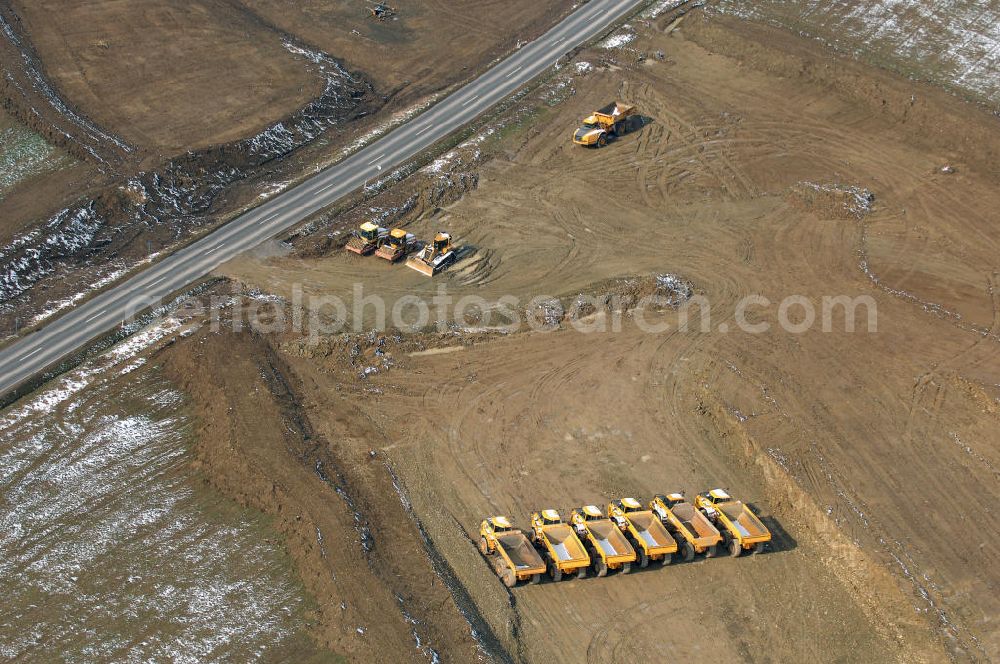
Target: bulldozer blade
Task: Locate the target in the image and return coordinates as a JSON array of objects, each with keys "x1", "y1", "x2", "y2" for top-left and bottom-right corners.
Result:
[{"x1": 405, "y1": 257, "x2": 436, "y2": 276}]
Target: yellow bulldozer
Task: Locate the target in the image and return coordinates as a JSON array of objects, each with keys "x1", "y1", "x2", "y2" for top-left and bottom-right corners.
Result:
[
  {"x1": 405, "y1": 232, "x2": 456, "y2": 276},
  {"x1": 572, "y1": 101, "x2": 636, "y2": 147},
  {"x1": 695, "y1": 489, "x2": 771, "y2": 557},
  {"x1": 479, "y1": 516, "x2": 547, "y2": 587}
]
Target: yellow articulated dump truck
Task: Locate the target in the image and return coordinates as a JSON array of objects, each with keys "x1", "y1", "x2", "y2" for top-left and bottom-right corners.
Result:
[
  {"x1": 571, "y1": 505, "x2": 636, "y2": 577},
  {"x1": 695, "y1": 489, "x2": 771, "y2": 557},
  {"x1": 607, "y1": 498, "x2": 677, "y2": 567},
  {"x1": 530, "y1": 509, "x2": 590, "y2": 581},
  {"x1": 345, "y1": 221, "x2": 388, "y2": 256},
  {"x1": 479, "y1": 516, "x2": 547, "y2": 587},
  {"x1": 572, "y1": 101, "x2": 636, "y2": 147},
  {"x1": 650, "y1": 493, "x2": 722, "y2": 561}
]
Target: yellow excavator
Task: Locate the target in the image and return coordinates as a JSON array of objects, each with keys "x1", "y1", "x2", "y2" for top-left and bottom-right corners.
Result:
[
  {"x1": 479, "y1": 516, "x2": 546, "y2": 587},
  {"x1": 572, "y1": 101, "x2": 636, "y2": 147},
  {"x1": 345, "y1": 221, "x2": 387, "y2": 256},
  {"x1": 405, "y1": 232, "x2": 456, "y2": 276},
  {"x1": 695, "y1": 488, "x2": 771, "y2": 557}
]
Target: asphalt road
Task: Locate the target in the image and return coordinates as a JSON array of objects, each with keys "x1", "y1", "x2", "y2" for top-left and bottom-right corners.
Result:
[{"x1": 0, "y1": 0, "x2": 646, "y2": 397}]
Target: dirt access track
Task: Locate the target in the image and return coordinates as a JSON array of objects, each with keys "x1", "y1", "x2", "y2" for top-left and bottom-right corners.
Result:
[{"x1": 194, "y1": 7, "x2": 1000, "y2": 662}]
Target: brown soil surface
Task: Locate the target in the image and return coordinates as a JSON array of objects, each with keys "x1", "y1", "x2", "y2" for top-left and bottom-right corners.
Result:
[
  {"x1": 0, "y1": 0, "x2": 577, "y2": 338},
  {"x1": 238, "y1": 0, "x2": 578, "y2": 103},
  {"x1": 159, "y1": 326, "x2": 484, "y2": 662},
  {"x1": 10, "y1": 0, "x2": 319, "y2": 153},
  {"x1": 205, "y1": 8, "x2": 1000, "y2": 663}
]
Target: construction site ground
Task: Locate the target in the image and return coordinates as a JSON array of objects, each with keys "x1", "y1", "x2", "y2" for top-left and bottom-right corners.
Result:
[
  {"x1": 3, "y1": 4, "x2": 1000, "y2": 663},
  {"x1": 197, "y1": 9, "x2": 1000, "y2": 663}
]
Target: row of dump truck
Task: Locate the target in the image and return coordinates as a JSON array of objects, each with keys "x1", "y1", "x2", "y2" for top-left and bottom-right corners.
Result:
[{"x1": 478, "y1": 489, "x2": 771, "y2": 587}]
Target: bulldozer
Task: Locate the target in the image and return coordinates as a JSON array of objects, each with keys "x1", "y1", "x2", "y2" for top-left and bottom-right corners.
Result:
[
  {"x1": 374, "y1": 228, "x2": 416, "y2": 262},
  {"x1": 695, "y1": 489, "x2": 771, "y2": 557},
  {"x1": 571, "y1": 505, "x2": 636, "y2": 576},
  {"x1": 405, "y1": 232, "x2": 456, "y2": 276},
  {"x1": 607, "y1": 497, "x2": 677, "y2": 567},
  {"x1": 529, "y1": 509, "x2": 590, "y2": 581},
  {"x1": 572, "y1": 101, "x2": 636, "y2": 147},
  {"x1": 345, "y1": 221, "x2": 387, "y2": 256},
  {"x1": 650, "y1": 492, "x2": 722, "y2": 561},
  {"x1": 479, "y1": 516, "x2": 546, "y2": 587}
]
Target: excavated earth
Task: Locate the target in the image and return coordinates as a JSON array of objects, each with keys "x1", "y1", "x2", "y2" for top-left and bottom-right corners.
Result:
[
  {"x1": 4, "y1": 4, "x2": 1000, "y2": 663},
  {"x1": 158, "y1": 8, "x2": 1000, "y2": 663},
  {"x1": 0, "y1": 0, "x2": 575, "y2": 336}
]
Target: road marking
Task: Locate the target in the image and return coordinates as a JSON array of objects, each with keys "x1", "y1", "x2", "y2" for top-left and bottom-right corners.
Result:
[
  {"x1": 318, "y1": 182, "x2": 335, "y2": 193},
  {"x1": 367, "y1": 153, "x2": 385, "y2": 165},
  {"x1": 461, "y1": 95, "x2": 480, "y2": 107},
  {"x1": 505, "y1": 66, "x2": 523, "y2": 79},
  {"x1": 19, "y1": 348, "x2": 40, "y2": 360},
  {"x1": 85, "y1": 310, "x2": 104, "y2": 323},
  {"x1": 258, "y1": 213, "x2": 278, "y2": 225},
  {"x1": 554, "y1": 37, "x2": 565, "y2": 44},
  {"x1": 205, "y1": 243, "x2": 224, "y2": 255},
  {"x1": 149, "y1": 275, "x2": 165, "y2": 286},
  {"x1": 416, "y1": 124, "x2": 433, "y2": 135}
]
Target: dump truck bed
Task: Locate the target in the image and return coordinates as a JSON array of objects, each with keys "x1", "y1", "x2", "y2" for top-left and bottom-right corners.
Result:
[
  {"x1": 626, "y1": 512, "x2": 675, "y2": 552},
  {"x1": 497, "y1": 532, "x2": 546, "y2": 573},
  {"x1": 595, "y1": 101, "x2": 635, "y2": 117},
  {"x1": 720, "y1": 502, "x2": 769, "y2": 540},
  {"x1": 671, "y1": 502, "x2": 721, "y2": 547},
  {"x1": 586, "y1": 520, "x2": 635, "y2": 562},
  {"x1": 542, "y1": 524, "x2": 589, "y2": 564}
]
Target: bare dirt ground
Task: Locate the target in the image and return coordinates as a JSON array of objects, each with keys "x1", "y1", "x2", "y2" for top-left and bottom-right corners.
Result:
[
  {"x1": 238, "y1": 0, "x2": 577, "y2": 104},
  {"x1": 5, "y1": 3, "x2": 1000, "y2": 662},
  {"x1": 202, "y1": 7, "x2": 1000, "y2": 662},
  {"x1": 10, "y1": 0, "x2": 321, "y2": 153},
  {"x1": 0, "y1": 0, "x2": 576, "y2": 337}
]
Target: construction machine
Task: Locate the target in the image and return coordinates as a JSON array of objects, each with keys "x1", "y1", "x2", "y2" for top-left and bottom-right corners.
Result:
[
  {"x1": 374, "y1": 228, "x2": 416, "y2": 262},
  {"x1": 345, "y1": 221, "x2": 387, "y2": 256},
  {"x1": 367, "y1": 2, "x2": 395, "y2": 19},
  {"x1": 695, "y1": 489, "x2": 771, "y2": 557},
  {"x1": 405, "y1": 232, "x2": 456, "y2": 276},
  {"x1": 479, "y1": 516, "x2": 547, "y2": 587},
  {"x1": 607, "y1": 498, "x2": 676, "y2": 567},
  {"x1": 530, "y1": 509, "x2": 590, "y2": 581},
  {"x1": 571, "y1": 505, "x2": 636, "y2": 576},
  {"x1": 572, "y1": 101, "x2": 636, "y2": 147},
  {"x1": 650, "y1": 493, "x2": 722, "y2": 561}
]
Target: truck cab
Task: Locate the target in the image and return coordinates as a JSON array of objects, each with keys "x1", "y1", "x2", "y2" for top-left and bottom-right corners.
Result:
[
  {"x1": 571, "y1": 504, "x2": 604, "y2": 534},
  {"x1": 358, "y1": 221, "x2": 380, "y2": 243},
  {"x1": 483, "y1": 515, "x2": 513, "y2": 535},
  {"x1": 608, "y1": 497, "x2": 642, "y2": 527}
]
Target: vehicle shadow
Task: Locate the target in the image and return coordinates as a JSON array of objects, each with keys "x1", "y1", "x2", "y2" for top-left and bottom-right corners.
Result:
[
  {"x1": 624, "y1": 114, "x2": 654, "y2": 133},
  {"x1": 755, "y1": 512, "x2": 797, "y2": 554}
]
